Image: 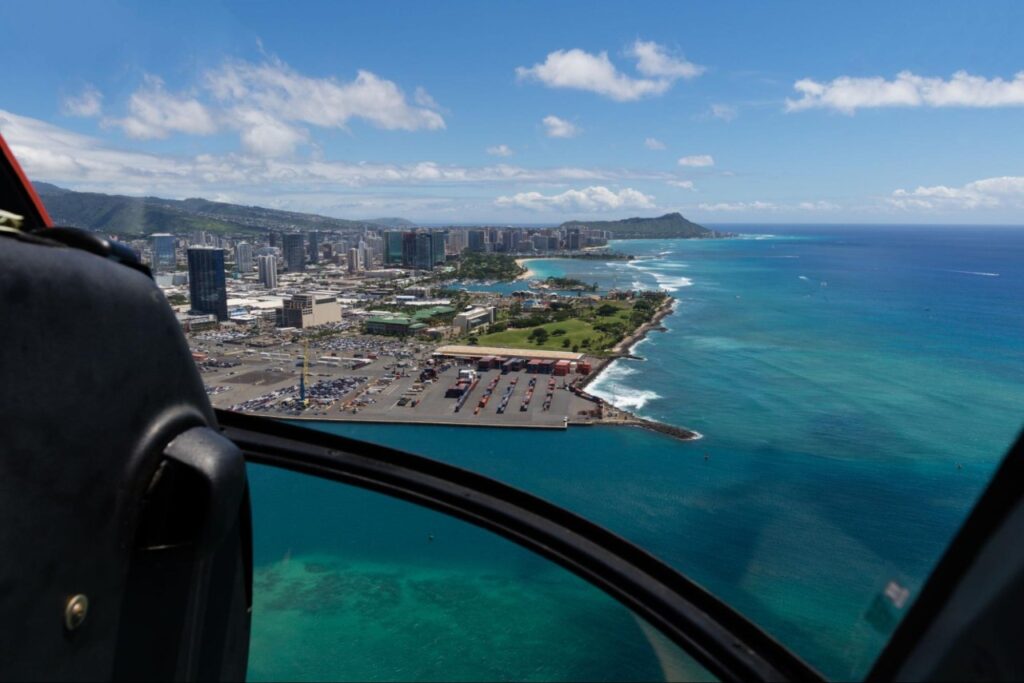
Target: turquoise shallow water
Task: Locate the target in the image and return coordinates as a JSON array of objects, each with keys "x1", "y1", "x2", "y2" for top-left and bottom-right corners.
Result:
[{"x1": 250, "y1": 226, "x2": 1024, "y2": 680}]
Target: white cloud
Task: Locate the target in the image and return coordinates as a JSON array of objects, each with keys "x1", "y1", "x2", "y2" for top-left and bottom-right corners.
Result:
[
  {"x1": 644, "y1": 137, "x2": 666, "y2": 150},
  {"x1": 698, "y1": 199, "x2": 839, "y2": 212},
  {"x1": 890, "y1": 176, "x2": 1024, "y2": 210},
  {"x1": 230, "y1": 108, "x2": 308, "y2": 157},
  {"x1": 102, "y1": 58, "x2": 445, "y2": 155},
  {"x1": 667, "y1": 180, "x2": 695, "y2": 190},
  {"x1": 699, "y1": 200, "x2": 777, "y2": 212},
  {"x1": 413, "y1": 86, "x2": 442, "y2": 110},
  {"x1": 709, "y1": 103, "x2": 737, "y2": 121},
  {"x1": 486, "y1": 144, "x2": 514, "y2": 157},
  {"x1": 678, "y1": 154, "x2": 714, "y2": 167},
  {"x1": 108, "y1": 75, "x2": 217, "y2": 139},
  {"x1": 0, "y1": 109, "x2": 651, "y2": 200},
  {"x1": 797, "y1": 200, "x2": 839, "y2": 210},
  {"x1": 787, "y1": 70, "x2": 1024, "y2": 114},
  {"x1": 516, "y1": 40, "x2": 702, "y2": 102},
  {"x1": 205, "y1": 59, "x2": 445, "y2": 148},
  {"x1": 496, "y1": 186, "x2": 655, "y2": 212},
  {"x1": 62, "y1": 85, "x2": 103, "y2": 117},
  {"x1": 628, "y1": 40, "x2": 704, "y2": 80},
  {"x1": 542, "y1": 115, "x2": 580, "y2": 138}
]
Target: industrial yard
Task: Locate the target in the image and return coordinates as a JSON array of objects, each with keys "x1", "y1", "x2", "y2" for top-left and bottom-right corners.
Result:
[{"x1": 200, "y1": 345, "x2": 603, "y2": 429}]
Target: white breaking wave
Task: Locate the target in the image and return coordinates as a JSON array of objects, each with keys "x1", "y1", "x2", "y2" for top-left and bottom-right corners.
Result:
[
  {"x1": 588, "y1": 361, "x2": 660, "y2": 411},
  {"x1": 601, "y1": 363, "x2": 638, "y2": 378},
  {"x1": 598, "y1": 388, "x2": 661, "y2": 411},
  {"x1": 798, "y1": 275, "x2": 810, "y2": 281},
  {"x1": 626, "y1": 259, "x2": 656, "y2": 271},
  {"x1": 650, "y1": 272, "x2": 694, "y2": 292},
  {"x1": 950, "y1": 270, "x2": 1000, "y2": 277},
  {"x1": 589, "y1": 380, "x2": 660, "y2": 411}
]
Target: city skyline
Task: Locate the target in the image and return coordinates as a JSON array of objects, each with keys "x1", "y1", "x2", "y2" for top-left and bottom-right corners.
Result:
[{"x1": 1, "y1": 1, "x2": 1023, "y2": 224}]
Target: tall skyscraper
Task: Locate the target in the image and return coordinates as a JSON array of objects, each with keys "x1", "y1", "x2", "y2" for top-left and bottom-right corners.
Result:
[
  {"x1": 347, "y1": 247, "x2": 361, "y2": 274},
  {"x1": 257, "y1": 254, "x2": 278, "y2": 289},
  {"x1": 364, "y1": 233, "x2": 384, "y2": 261},
  {"x1": 446, "y1": 229, "x2": 467, "y2": 255},
  {"x1": 187, "y1": 247, "x2": 228, "y2": 321},
  {"x1": 415, "y1": 232, "x2": 434, "y2": 270},
  {"x1": 235, "y1": 242, "x2": 254, "y2": 275},
  {"x1": 468, "y1": 229, "x2": 486, "y2": 253},
  {"x1": 567, "y1": 228, "x2": 581, "y2": 251},
  {"x1": 151, "y1": 233, "x2": 176, "y2": 271},
  {"x1": 308, "y1": 231, "x2": 320, "y2": 264},
  {"x1": 282, "y1": 233, "x2": 305, "y2": 272},
  {"x1": 431, "y1": 231, "x2": 447, "y2": 265},
  {"x1": 384, "y1": 231, "x2": 404, "y2": 265},
  {"x1": 401, "y1": 231, "x2": 418, "y2": 267},
  {"x1": 510, "y1": 229, "x2": 522, "y2": 252}
]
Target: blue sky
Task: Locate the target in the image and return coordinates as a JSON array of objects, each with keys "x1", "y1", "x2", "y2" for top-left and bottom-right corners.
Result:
[{"x1": 1, "y1": 0, "x2": 1023, "y2": 223}]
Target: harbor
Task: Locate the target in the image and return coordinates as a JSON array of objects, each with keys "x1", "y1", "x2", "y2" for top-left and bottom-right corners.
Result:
[{"x1": 199, "y1": 295, "x2": 701, "y2": 440}]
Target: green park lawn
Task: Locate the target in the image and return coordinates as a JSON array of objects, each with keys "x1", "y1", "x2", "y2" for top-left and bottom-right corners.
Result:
[{"x1": 475, "y1": 300, "x2": 636, "y2": 354}]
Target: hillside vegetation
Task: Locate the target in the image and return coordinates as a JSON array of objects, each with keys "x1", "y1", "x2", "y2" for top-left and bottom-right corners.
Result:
[
  {"x1": 560, "y1": 212, "x2": 720, "y2": 239},
  {"x1": 34, "y1": 183, "x2": 414, "y2": 236}
]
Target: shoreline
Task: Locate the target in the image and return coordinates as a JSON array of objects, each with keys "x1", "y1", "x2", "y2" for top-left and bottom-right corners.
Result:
[
  {"x1": 574, "y1": 296, "x2": 702, "y2": 442},
  {"x1": 514, "y1": 258, "x2": 539, "y2": 280},
  {"x1": 246, "y1": 294, "x2": 701, "y2": 443}
]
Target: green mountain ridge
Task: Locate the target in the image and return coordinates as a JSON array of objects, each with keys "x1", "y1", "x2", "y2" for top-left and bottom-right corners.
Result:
[
  {"x1": 559, "y1": 212, "x2": 721, "y2": 238},
  {"x1": 31, "y1": 184, "x2": 721, "y2": 240},
  {"x1": 32, "y1": 182, "x2": 416, "y2": 236}
]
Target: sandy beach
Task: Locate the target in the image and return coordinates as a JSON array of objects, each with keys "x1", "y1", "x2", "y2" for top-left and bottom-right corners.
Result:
[{"x1": 514, "y1": 258, "x2": 539, "y2": 280}]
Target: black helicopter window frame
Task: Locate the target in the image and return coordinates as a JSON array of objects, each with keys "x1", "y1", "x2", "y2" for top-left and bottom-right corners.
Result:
[{"x1": 218, "y1": 409, "x2": 823, "y2": 683}]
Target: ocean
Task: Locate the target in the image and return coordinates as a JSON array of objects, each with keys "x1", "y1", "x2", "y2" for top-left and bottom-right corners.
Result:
[{"x1": 246, "y1": 225, "x2": 1024, "y2": 681}]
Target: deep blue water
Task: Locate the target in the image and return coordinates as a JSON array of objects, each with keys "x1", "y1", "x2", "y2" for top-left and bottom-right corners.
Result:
[{"x1": 249, "y1": 226, "x2": 1024, "y2": 680}]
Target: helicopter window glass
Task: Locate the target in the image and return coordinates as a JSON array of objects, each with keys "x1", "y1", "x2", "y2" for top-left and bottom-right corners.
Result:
[{"x1": 246, "y1": 462, "x2": 717, "y2": 682}]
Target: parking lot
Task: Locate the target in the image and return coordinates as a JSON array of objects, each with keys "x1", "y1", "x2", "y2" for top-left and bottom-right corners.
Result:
[{"x1": 199, "y1": 349, "x2": 598, "y2": 428}]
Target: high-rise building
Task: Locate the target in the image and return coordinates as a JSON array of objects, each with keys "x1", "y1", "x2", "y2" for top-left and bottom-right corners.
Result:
[
  {"x1": 401, "y1": 232, "x2": 418, "y2": 267},
  {"x1": 384, "y1": 231, "x2": 404, "y2": 265},
  {"x1": 347, "y1": 247, "x2": 361, "y2": 274},
  {"x1": 282, "y1": 233, "x2": 305, "y2": 272},
  {"x1": 308, "y1": 232, "x2": 320, "y2": 264},
  {"x1": 151, "y1": 233, "x2": 176, "y2": 271},
  {"x1": 567, "y1": 228, "x2": 581, "y2": 251},
  {"x1": 364, "y1": 233, "x2": 384, "y2": 262},
  {"x1": 468, "y1": 229, "x2": 486, "y2": 253},
  {"x1": 510, "y1": 229, "x2": 522, "y2": 252},
  {"x1": 532, "y1": 234, "x2": 548, "y2": 251},
  {"x1": 446, "y1": 229, "x2": 467, "y2": 255},
  {"x1": 187, "y1": 247, "x2": 227, "y2": 321},
  {"x1": 415, "y1": 232, "x2": 434, "y2": 270},
  {"x1": 235, "y1": 242, "x2": 254, "y2": 275},
  {"x1": 257, "y1": 254, "x2": 278, "y2": 289},
  {"x1": 431, "y1": 231, "x2": 447, "y2": 265}
]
